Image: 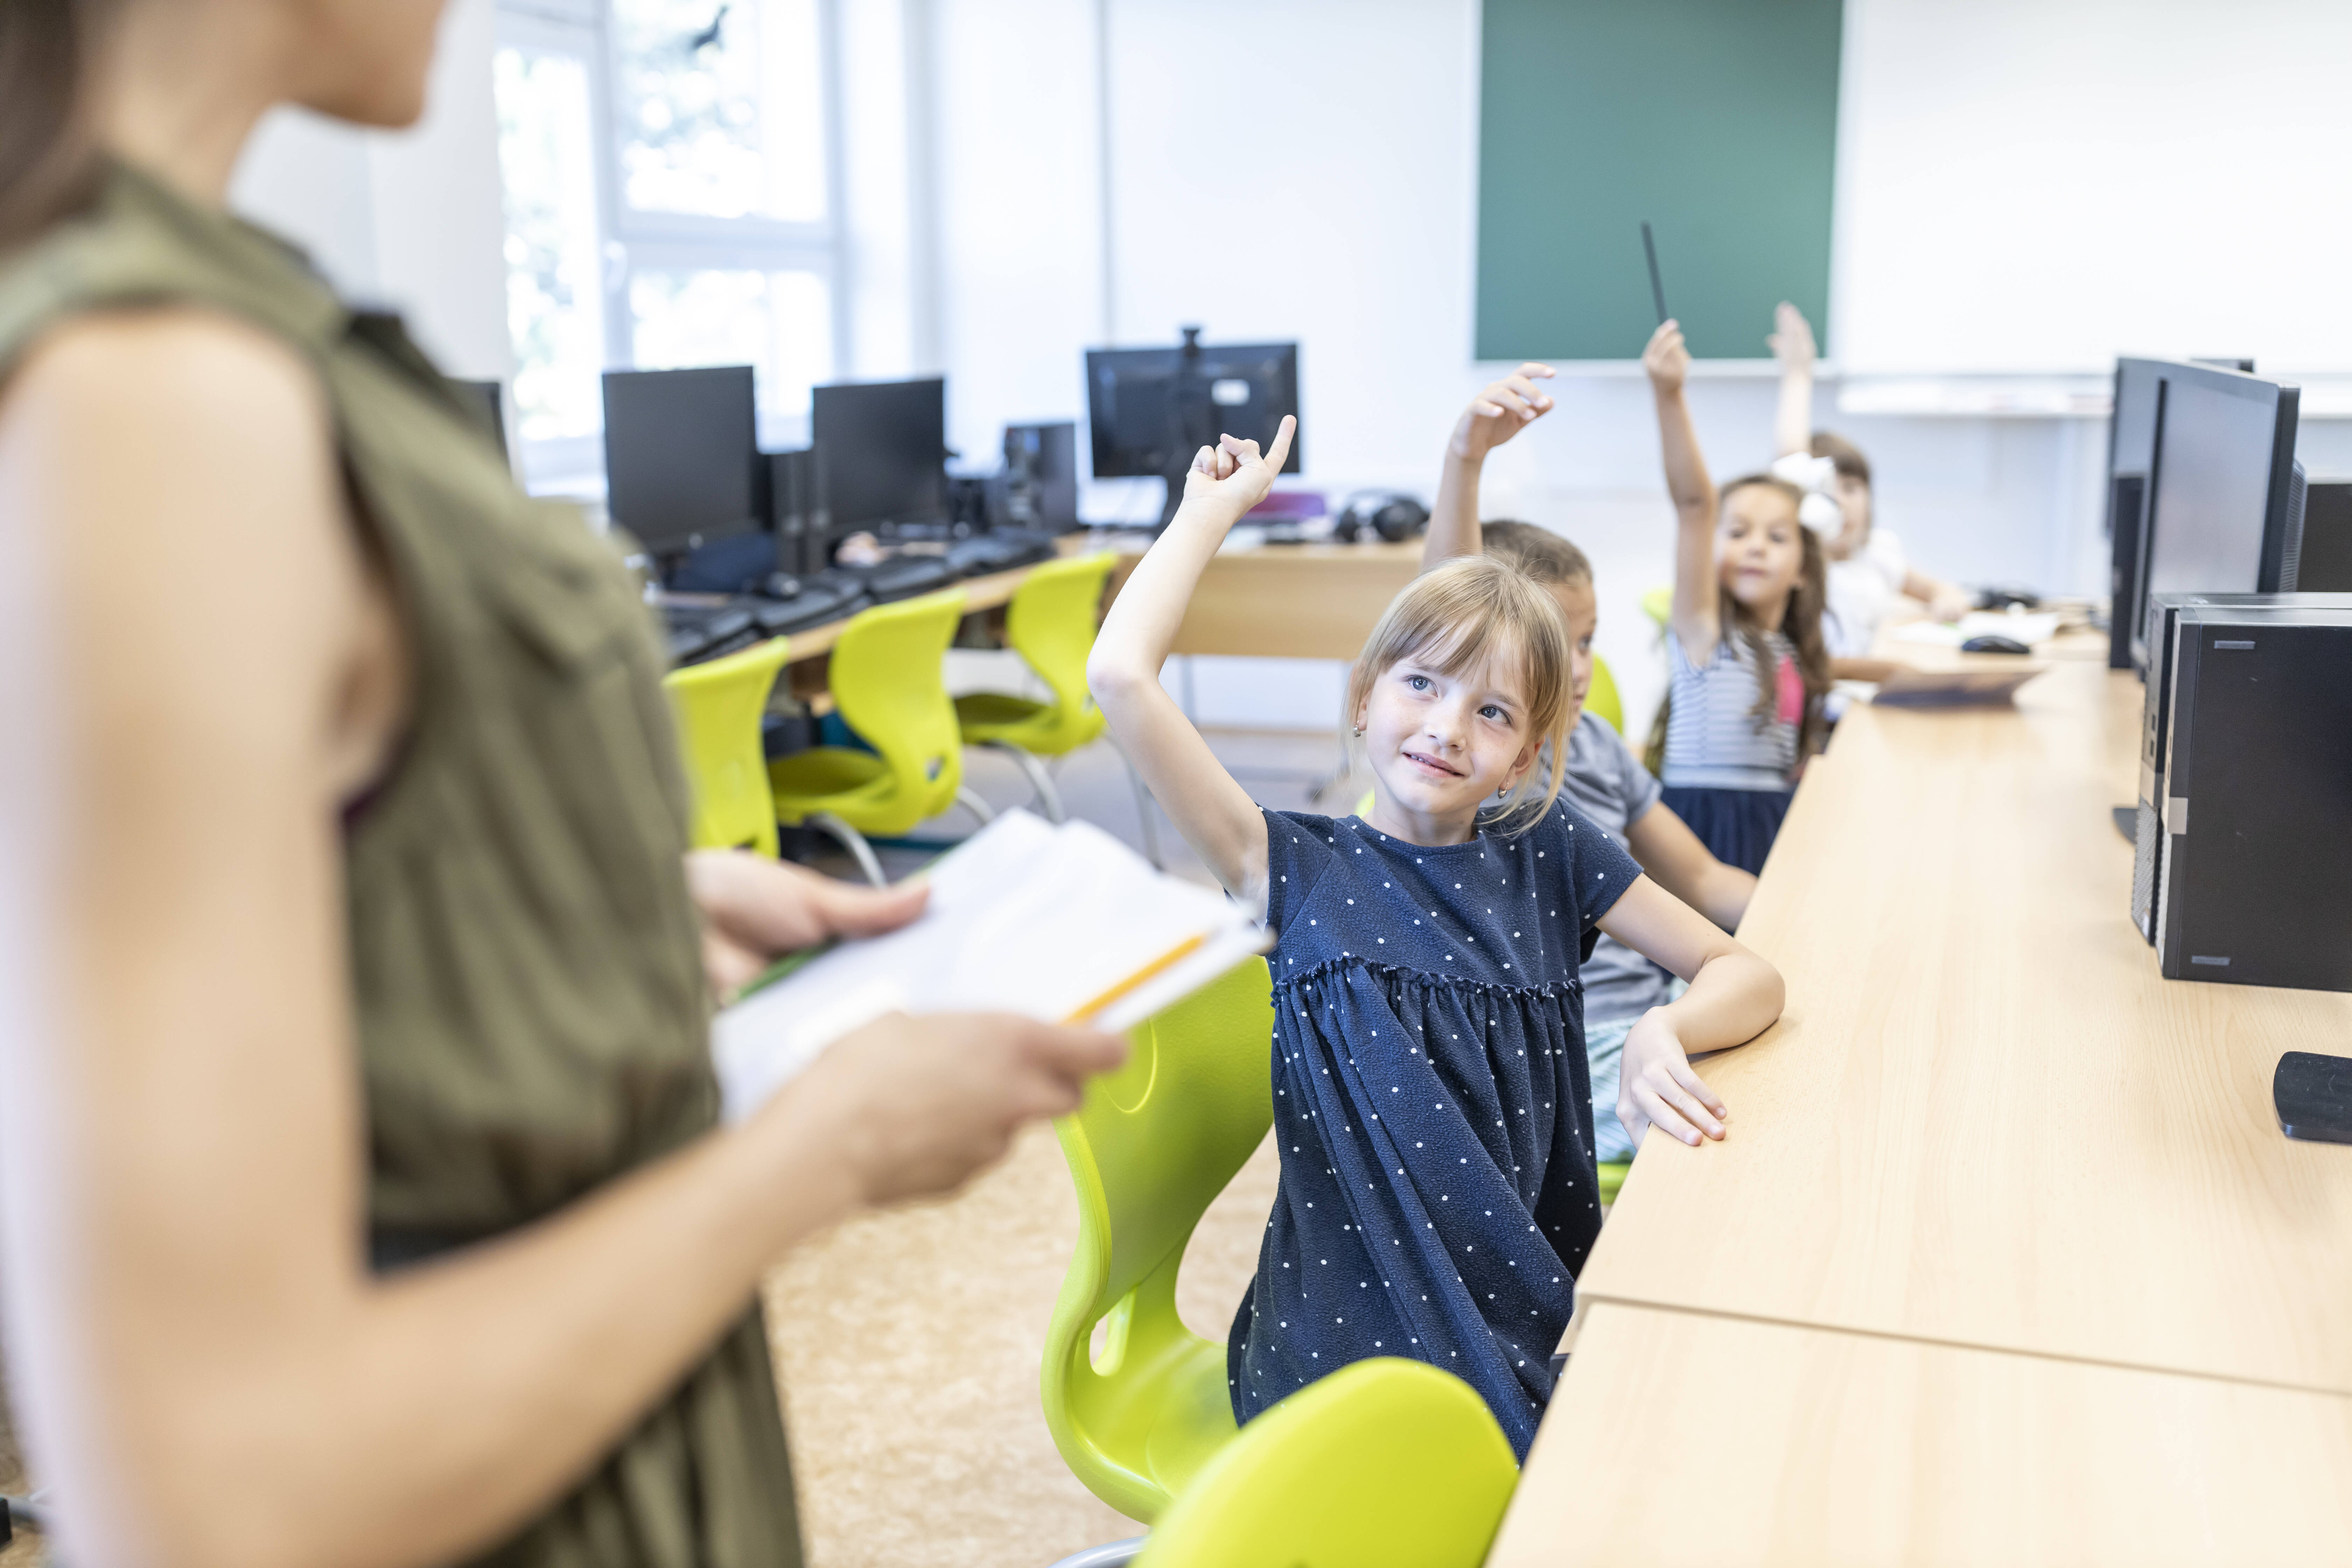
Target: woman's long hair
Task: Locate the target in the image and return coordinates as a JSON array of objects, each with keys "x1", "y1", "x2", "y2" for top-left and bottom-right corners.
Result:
[
  {"x1": 1717, "y1": 474, "x2": 1833, "y2": 762},
  {"x1": 0, "y1": 0, "x2": 122, "y2": 251}
]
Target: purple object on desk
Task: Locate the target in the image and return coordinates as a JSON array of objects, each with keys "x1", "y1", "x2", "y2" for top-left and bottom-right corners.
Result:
[{"x1": 1244, "y1": 489, "x2": 1328, "y2": 519}]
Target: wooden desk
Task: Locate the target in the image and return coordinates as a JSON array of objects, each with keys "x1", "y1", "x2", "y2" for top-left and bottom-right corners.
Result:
[
  {"x1": 1105, "y1": 539, "x2": 1421, "y2": 660},
  {"x1": 1489, "y1": 1302, "x2": 2352, "y2": 1567},
  {"x1": 1491, "y1": 652, "x2": 2352, "y2": 1561},
  {"x1": 1576, "y1": 655, "x2": 2352, "y2": 1391}
]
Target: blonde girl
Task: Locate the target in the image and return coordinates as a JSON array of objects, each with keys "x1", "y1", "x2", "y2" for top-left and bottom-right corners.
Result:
[{"x1": 1087, "y1": 419, "x2": 1784, "y2": 1457}]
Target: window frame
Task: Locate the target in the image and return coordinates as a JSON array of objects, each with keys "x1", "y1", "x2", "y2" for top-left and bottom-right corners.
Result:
[{"x1": 495, "y1": 0, "x2": 850, "y2": 481}]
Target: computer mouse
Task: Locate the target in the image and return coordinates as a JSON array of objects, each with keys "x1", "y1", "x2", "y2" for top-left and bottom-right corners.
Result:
[{"x1": 1961, "y1": 634, "x2": 2032, "y2": 656}]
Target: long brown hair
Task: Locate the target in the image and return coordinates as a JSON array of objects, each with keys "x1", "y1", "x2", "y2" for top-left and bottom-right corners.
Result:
[
  {"x1": 0, "y1": 0, "x2": 122, "y2": 251},
  {"x1": 1718, "y1": 474, "x2": 1833, "y2": 761}
]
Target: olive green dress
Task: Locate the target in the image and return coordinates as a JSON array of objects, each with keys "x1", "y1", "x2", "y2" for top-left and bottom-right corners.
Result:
[{"x1": 0, "y1": 163, "x2": 804, "y2": 1567}]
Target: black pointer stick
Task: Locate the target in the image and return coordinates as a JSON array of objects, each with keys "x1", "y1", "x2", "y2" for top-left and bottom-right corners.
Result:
[{"x1": 1641, "y1": 220, "x2": 1669, "y2": 326}]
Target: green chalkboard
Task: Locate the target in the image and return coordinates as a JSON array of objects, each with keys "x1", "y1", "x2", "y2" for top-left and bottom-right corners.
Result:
[{"x1": 1476, "y1": 0, "x2": 1843, "y2": 362}]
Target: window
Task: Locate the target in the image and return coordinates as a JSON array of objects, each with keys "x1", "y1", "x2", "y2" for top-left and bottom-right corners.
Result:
[{"x1": 494, "y1": 0, "x2": 844, "y2": 486}]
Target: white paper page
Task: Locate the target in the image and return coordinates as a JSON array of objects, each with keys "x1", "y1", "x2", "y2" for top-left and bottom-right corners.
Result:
[{"x1": 711, "y1": 811, "x2": 1265, "y2": 1121}]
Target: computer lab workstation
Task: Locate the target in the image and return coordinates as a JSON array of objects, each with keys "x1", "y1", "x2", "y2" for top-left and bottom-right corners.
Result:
[{"x1": 1488, "y1": 355, "x2": 2352, "y2": 1564}]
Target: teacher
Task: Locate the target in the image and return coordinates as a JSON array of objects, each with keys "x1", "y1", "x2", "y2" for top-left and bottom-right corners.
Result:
[{"x1": 0, "y1": 2, "x2": 1124, "y2": 1566}]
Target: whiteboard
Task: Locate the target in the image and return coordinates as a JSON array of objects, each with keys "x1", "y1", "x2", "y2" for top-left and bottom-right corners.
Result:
[{"x1": 1834, "y1": 0, "x2": 2352, "y2": 376}]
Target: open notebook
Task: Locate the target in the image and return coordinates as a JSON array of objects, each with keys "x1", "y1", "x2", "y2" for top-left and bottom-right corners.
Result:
[{"x1": 712, "y1": 811, "x2": 1271, "y2": 1122}]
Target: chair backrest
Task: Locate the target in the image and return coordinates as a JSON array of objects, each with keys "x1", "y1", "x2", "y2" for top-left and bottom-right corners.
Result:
[
  {"x1": 828, "y1": 588, "x2": 969, "y2": 822},
  {"x1": 1130, "y1": 1357, "x2": 1519, "y2": 1568},
  {"x1": 1042, "y1": 957, "x2": 1276, "y2": 1521},
  {"x1": 663, "y1": 637, "x2": 792, "y2": 857},
  {"x1": 1005, "y1": 551, "x2": 1116, "y2": 736},
  {"x1": 1587, "y1": 652, "x2": 1625, "y2": 735}
]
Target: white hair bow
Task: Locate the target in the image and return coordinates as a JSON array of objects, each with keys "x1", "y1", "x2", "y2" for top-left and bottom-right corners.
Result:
[{"x1": 1769, "y1": 451, "x2": 1844, "y2": 539}]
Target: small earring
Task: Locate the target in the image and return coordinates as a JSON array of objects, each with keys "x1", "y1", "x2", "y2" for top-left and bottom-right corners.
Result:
[{"x1": 1352, "y1": 725, "x2": 1365, "y2": 736}]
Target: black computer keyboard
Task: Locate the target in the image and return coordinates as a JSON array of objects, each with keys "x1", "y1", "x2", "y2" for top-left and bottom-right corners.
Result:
[
  {"x1": 944, "y1": 530, "x2": 1058, "y2": 578},
  {"x1": 663, "y1": 600, "x2": 761, "y2": 666},
  {"x1": 835, "y1": 556, "x2": 960, "y2": 603}
]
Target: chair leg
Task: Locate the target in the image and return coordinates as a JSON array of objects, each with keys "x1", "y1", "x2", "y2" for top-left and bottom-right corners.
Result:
[
  {"x1": 806, "y1": 812, "x2": 888, "y2": 888},
  {"x1": 1044, "y1": 1539, "x2": 1147, "y2": 1568},
  {"x1": 1107, "y1": 735, "x2": 1163, "y2": 870},
  {"x1": 954, "y1": 785, "x2": 997, "y2": 828},
  {"x1": 981, "y1": 740, "x2": 1067, "y2": 824}
]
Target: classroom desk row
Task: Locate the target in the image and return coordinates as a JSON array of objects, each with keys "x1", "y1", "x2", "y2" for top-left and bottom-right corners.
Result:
[
  {"x1": 773, "y1": 534, "x2": 1423, "y2": 705},
  {"x1": 1490, "y1": 638, "x2": 2352, "y2": 1564}
]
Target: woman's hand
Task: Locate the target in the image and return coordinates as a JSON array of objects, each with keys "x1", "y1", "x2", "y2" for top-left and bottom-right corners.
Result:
[
  {"x1": 1618, "y1": 1007, "x2": 1730, "y2": 1149},
  {"x1": 685, "y1": 849, "x2": 929, "y2": 1004},
  {"x1": 1449, "y1": 363, "x2": 1556, "y2": 462},
  {"x1": 1643, "y1": 320, "x2": 1691, "y2": 396},
  {"x1": 1768, "y1": 301, "x2": 1817, "y2": 372},
  {"x1": 1181, "y1": 416, "x2": 1297, "y2": 517},
  {"x1": 787, "y1": 1011, "x2": 1129, "y2": 1207}
]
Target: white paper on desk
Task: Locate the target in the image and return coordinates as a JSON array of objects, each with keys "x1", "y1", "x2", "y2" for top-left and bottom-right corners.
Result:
[
  {"x1": 1889, "y1": 611, "x2": 2062, "y2": 648},
  {"x1": 710, "y1": 810, "x2": 1270, "y2": 1122}
]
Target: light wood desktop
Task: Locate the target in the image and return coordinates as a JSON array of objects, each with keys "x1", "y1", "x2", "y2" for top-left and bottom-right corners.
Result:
[
  {"x1": 1103, "y1": 537, "x2": 1422, "y2": 660},
  {"x1": 1489, "y1": 1301, "x2": 2352, "y2": 1567},
  {"x1": 1493, "y1": 645, "x2": 2352, "y2": 1561}
]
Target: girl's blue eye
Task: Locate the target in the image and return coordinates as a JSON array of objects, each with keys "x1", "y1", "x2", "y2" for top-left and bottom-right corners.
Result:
[
  {"x1": 1407, "y1": 674, "x2": 1431, "y2": 691},
  {"x1": 1481, "y1": 705, "x2": 1508, "y2": 722}
]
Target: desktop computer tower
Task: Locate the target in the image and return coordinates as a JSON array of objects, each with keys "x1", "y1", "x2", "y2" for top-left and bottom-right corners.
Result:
[
  {"x1": 2132, "y1": 591, "x2": 2352, "y2": 943},
  {"x1": 2148, "y1": 603, "x2": 2352, "y2": 991},
  {"x1": 998, "y1": 421, "x2": 1079, "y2": 532},
  {"x1": 765, "y1": 447, "x2": 831, "y2": 577},
  {"x1": 2297, "y1": 477, "x2": 2352, "y2": 591}
]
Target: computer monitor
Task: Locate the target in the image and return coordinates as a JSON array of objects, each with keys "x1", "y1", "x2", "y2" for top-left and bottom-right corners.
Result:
[
  {"x1": 2128, "y1": 361, "x2": 2304, "y2": 671},
  {"x1": 812, "y1": 377, "x2": 948, "y2": 533},
  {"x1": 1087, "y1": 329, "x2": 1301, "y2": 525},
  {"x1": 2104, "y1": 359, "x2": 2166, "y2": 668},
  {"x1": 602, "y1": 366, "x2": 761, "y2": 558}
]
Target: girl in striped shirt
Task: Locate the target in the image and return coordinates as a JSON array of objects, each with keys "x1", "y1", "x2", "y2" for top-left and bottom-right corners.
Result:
[{"x1": 1643, "y1": 319, "x2": 1833, "y2": 874}]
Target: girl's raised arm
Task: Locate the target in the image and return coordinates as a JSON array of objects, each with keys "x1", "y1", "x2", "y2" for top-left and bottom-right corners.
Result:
[
  {"x1": 1769, "y1": 301, "x2": 1818, "y2": 459},
  {"x1": 1643, "y1": 320, "x2": 1721, "y2": 662},
  {"x1": 1088, "y1": 419, "x2": 1296, "y2": 918},
  {"x1": 1424, "y1": 364, "x2": 1554, "y2": 572}
]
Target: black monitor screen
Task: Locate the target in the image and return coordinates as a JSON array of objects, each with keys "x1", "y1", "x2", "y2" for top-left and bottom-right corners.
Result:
[
  {"x1": 602, "y1": 366, "x2": 760, "y2": 554},
  {"x1": 1087, "y1": 341, "x2": 1301, "y2": 480},
  {"x1": 813, "y1": 378, "x2": 947, "y2": 529},
  {"x1": 2140, "y1": 372, "x2": 2294, "y2": 659}
]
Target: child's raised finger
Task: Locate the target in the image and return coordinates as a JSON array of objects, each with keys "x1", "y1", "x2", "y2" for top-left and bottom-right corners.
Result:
[
  {"x1": 1517, "y1": 361, "x2": 1556, "y2": 380},
  {"x1": 1260, "y1": 414, "x2": 1297, "y2": 472}
]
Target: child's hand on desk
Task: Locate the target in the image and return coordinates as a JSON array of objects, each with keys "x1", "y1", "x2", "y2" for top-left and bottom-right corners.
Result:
[
  {"x1": 1643, "y1": 320, "x2": 1691, "y2": 396},
  {"x1": 1619, "y1": 1009, "x2": 1730, "y2": 1148},
  {"x1": 1449, "y1": 363, "x2": 1556, "y2": 462},
  {"x1": 1182, "y1": 417, "x2": 1297, "y2": 518}
]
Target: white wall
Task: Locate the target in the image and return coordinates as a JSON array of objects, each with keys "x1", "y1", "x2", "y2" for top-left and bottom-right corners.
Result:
[
  {"x1": 1836, "y1": 0, "x2": 2352, "y2": 376},
  {"x1": 926, "y1": 0, "x2": 2146, "y2": 738},
  {"x1": 229, "y1": 0, "x2": 510, "y2": 379}
]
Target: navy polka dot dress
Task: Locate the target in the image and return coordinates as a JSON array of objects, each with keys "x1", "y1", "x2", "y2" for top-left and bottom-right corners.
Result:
[{"x1": 1228, "y1": 801, "x2": 1642, "y2": 1459}]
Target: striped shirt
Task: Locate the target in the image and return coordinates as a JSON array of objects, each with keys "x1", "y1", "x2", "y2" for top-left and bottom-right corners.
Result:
[{"x1": 1662, "y1": 627, "x2": 1800, "y2": 791}]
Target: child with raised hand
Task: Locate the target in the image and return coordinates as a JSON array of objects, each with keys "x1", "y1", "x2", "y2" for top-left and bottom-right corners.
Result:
[
  {"x1": 1769, "y1": 301, "x2": 1973, "y2": 678},
  {"x1": 1088, "y1": 417, "x2": 1785, "y2": 1458},
  {"x1": 1645, "y1": 318, "x2": 1833, "y2": 874},
  {"x1": 1426, "y1": 369, "x2": 1761, "y2": 1166}
]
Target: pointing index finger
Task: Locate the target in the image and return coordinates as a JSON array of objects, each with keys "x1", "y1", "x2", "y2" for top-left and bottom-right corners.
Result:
[{"x1": 1261, "y1": 414, "x2": 1297, "y2": 472}]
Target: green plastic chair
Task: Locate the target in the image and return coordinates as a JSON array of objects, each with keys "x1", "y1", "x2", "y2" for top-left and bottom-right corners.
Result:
[
  {"x1": 1598, "y1": 1158, "x2": 1630, "y2": 1207},
  {"x1": 664, "y1": 636, "x2": 792, "y2": 858},
  {"x1": 767, "y1": 588, "x2": 991, "y2": 885},
  {"x1": 1042, "y1": 957, "x2": 1276, "y2": 1526},
  {"x1": 954, "y1": 552, "x2": 1115, "y2": 822},
  {"x1": 1127, "y1": 1357, "x2": 1519, "y2": 1568},
  {"x1": 1640, "y1": 584, "x2": 1673, "y2": 630}
]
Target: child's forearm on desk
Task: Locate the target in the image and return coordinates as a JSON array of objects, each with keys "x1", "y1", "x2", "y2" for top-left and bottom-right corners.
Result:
[{"x1": 1659, "y1": 949, "x2": 1784, "y2": 1054}]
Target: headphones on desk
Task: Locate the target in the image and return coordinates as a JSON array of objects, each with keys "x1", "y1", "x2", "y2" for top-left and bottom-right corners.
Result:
[{"x1": 1334, "y1": 490, "x2": 1431, "y2": 543}]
